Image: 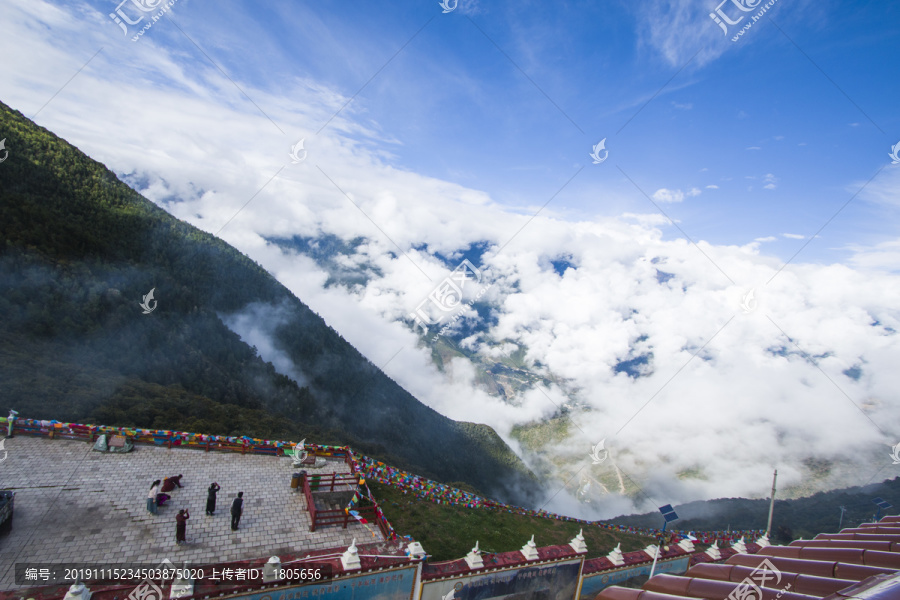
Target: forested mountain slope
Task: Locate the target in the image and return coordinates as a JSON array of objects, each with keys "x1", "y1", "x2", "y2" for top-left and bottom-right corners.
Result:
[{"x1": 0, "y1": 101, "x2": 539, "y2": 505}]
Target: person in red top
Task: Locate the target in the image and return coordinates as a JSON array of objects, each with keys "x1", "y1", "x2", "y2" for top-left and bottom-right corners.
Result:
[
  {"x1": 161, "y1": 475, "x2": 183, "y2": 493},
  {"x1": 175, "y1": 509, "x2": 189, "y2": 545}
]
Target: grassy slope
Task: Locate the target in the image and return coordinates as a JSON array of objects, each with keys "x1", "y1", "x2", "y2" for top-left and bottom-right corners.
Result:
[{"x1": 370, "y1": 481, "x2": 653, "y2": 562}]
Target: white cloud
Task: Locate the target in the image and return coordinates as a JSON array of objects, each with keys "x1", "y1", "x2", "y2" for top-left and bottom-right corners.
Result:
[
  {"x1": 620, "y1": 213, "x2": 673, "y2": 227},
  {"x1": 222, "y1": 304, "x2": 309, "y2": 386},
  {"x1": 457, "y1": 0, "x2": 482, "y2": 16},
  {"x1": 652, "y1": 187, "x2": 700, "y2": 203},
  {"x1": 754, "y1": 236, "x2": 777, "y2": 242},
  {"x1": 854, "y1": 166, "x2": 900, "y2": 208},
  {"x1": 706, "y1": 184, "x2": 719, "y2": 189},
  {"x1": 747, "y1": 146, "x2": 762, "y2": 151},
  {"x1": 632, "y1": 0, "x2": 732, "y2": 67},
  {"x1": 847, "y1": 239, "x2": 900, "y2": 272},
  {"x1": 764, "y1": 173, "x2": 778, "y2": 190},
  {"x1": 783, "y1": 233, "x2": 805, "y2": 239}
]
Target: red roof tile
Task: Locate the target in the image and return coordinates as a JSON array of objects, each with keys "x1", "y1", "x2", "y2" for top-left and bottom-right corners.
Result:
[
  {"x1": 726, "y1": 553, "x2": 897, "y2": 581},
  {"x1": 685, "y1": 563, "x2": 855, "y2": 596},
  {"x1": 593, "y1": 518, "x2": 900, "y2": 600},
  {"x1": 643, "y1": 573, "x2": 821, "y2": 599}
]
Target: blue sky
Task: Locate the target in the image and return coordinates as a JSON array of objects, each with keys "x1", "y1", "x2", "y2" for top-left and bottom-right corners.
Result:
[
  {"x1": 103, "y1": 0, "x2": 900, "y2": 266},
  {"x1": 42, "y1": 0, "x2": 894, "y2": 268}
]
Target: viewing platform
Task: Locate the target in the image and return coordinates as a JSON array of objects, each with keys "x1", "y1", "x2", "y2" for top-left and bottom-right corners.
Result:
[
  {"x1": 0, "y1": 435, "x2": 379, "y2": 591},
  {"x1": 3, "y1": 417, "x2": 863, "y2": 600}
]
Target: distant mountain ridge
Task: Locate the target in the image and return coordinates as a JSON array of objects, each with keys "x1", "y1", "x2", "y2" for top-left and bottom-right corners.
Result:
[
  {"x1": 0, "y1": 100, "x2": 539, "y2": 505},
  {"x1": 603, "y1": 476, "x2": 900, "y2": 544}
]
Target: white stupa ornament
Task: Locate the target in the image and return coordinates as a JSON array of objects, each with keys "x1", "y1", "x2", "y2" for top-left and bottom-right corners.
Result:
[
  {"x1": 407, "y1": 541, "x2": 427, "y2": 559},
  {"x1": 263, "y1": 556, "x2": 282, "y2": 582},
  {"x1": 465, "y1": 541, "x2": 484, "y2": 569},
  {"x1": 569, "y1": 528, "x2": 588, "y2": 554},
  {"x1": 756, "y1": 534, "x2": 770, "y2": 548},
  {"x1": 341, "y1": 538, "x2": 361, "y2": 570},
  {"x1": 607, "y1": 543, "x2": 624, "y2": 566},
  {"x1": 731, "y1": 536, "x2": 747, "y2": 554},
  {"x1": 521, "y1": 534, "x2": 539, "y2": 560},
  {"x1": 705, "y1": 540, "x2": 721, "y2": 560},
  {"x1": 63, "y1": 583, "x2": 91, "y2": 600},
  {"x1": 169, "y1": 562, "x2": 194, "y2": 599}
]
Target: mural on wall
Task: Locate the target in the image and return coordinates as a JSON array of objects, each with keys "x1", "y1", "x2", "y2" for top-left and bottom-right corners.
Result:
[
  {"x1": 420, "y1": 559, "x2": 583, "y2": 600},
  {"x1": 577, "y1": 556, "x2": 691, "y2": 599},
  {"x1": 231, "y1": 566, "x2": 418, "y2": 600}
]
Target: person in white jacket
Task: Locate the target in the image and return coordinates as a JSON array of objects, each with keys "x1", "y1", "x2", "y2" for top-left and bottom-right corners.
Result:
[{"x1": 147, "y1": 480, "x2": 161, "y2": 515}]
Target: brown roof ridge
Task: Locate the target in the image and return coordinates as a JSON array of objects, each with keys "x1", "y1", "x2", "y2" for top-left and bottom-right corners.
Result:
[{"x1": 593, "y1": 518, "x2": 900, "y2": 600}]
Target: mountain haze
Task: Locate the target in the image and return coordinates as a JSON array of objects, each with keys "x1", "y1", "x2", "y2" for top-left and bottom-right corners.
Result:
[
  {"x1": 603, "y1": 476, "x2": 900, "y2": 544},
  {"x1": 0, "y1": 100, "x2": 539, "y2": 505}
]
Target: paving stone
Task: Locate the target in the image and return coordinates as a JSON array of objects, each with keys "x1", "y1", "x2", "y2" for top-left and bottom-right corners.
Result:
[{"x1": 0, "y1": 436, "x2": 378, "y2": 591}]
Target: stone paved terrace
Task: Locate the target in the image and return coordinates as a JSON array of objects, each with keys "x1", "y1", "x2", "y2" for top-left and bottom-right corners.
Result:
[{"x1": 0, "y1": 435, "x2": 380, "y2": 591}]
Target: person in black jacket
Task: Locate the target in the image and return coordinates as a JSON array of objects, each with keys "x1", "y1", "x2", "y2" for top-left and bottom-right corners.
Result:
[
  {"x1": 230, "y1": 491, "x2": 243, "y2": 530},
  {"x1": 206, "y1": 482, "x2": 220, "y2": 515}
]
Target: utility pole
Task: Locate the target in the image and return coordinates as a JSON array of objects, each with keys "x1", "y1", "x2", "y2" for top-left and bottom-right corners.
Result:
[
  {"x1": 648, "y1": 523, "x2": 665, "y2": 580},
  {"x1": 766, "y1": 469, "x2": 777, "y2": 537},
  {"x1": 650, "y1": 505, "x2": 679, "y2": 579},
  {"x1": 838, "y1": 506, "x2": 846, "y2": 531}
]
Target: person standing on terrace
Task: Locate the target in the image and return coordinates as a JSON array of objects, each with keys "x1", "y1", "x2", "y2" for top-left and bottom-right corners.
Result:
[
  {"x1": 147, "y1": 480, "x2": 161, "y2": 514},
  {"x1": 231, "y1": 491, "x2": 243, "y2": 530},
  {"x1": 176, "y1": 508, "x2": 190, "y2": 545},
  {"x1": 206, "y1": 482, "x2": 220, "y2": 515}
]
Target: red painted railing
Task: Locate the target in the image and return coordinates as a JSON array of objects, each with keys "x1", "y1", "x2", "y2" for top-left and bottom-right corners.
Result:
[{"x1": 301, "y1": 473, "x2": 378, "y2": 532}]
